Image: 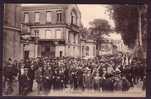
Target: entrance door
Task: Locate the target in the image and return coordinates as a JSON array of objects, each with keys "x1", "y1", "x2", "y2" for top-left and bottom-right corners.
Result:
[
  {"x1": 44, "y1": 46, "x2": 50, "y2": 57},
  {"x1": 60, "y1": 51, "x2": 63, "y2": 57},
  {"x1": 39, "y1": 41, "x2": 55, "y2": 57}
]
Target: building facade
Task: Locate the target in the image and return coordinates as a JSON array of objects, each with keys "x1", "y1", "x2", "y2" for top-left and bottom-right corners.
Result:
[
  {"x1": 111, "y1": 39, "x2": 129, "y2": 53},
  {"x1": 21, "y1": 4, "x2": 82, "y2": 58},
  {"x1": 3, "y1": 4, "x2": 22, "y2": 64},
  {"x1": 81, "y1": 39, "x2": 96, "y2": 59},
  {"x1": 98, "y1": 39, "x2": 113, "y2": 55}
]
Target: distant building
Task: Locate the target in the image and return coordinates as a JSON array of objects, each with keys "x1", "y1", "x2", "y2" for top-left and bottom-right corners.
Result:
[
  {"x1": 21, "y1": 4, "x2": 82, "y2": 58},
  {"x1": 3, "y1": 4, "x2": 22, "y2": 64},
  {"x1": 98, "y1": 33, "x2": 129, "y2": 56},
  {"x1": 111, "y1": 39, "x2": 129, "y2": 53},
  {"x1": 81, "y1": 39, "x2": 96, "y2": 59},
  {"x1": 99, "y1": 39, "x2": 113, "y2": 55}
]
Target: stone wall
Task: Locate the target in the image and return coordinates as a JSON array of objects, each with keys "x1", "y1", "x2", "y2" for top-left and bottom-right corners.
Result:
[{"x1": 3, "y1": 4, "x2": 22, "y2": 65}]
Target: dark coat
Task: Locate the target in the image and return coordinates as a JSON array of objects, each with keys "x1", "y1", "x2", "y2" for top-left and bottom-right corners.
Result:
[
  {"x1": 102, "y1": 78, "x2": 114, "y2": 91},
  {"x1": 122, "y1": 78, "x2": 130, "y2": 91},
  {"x1": 113, "y1": 79, "x2": 123, "y2": 91},
  {"x1": 35, "y1": 69, "x2": 43, "y2": 83},
  {"x1": 27, "y1": 68, "x2": 35, "y2": 80},
  {"x1": 4, "y1": 65, "x2": 14, "y2": 81},
  {"x1": 19, "y1": 74, "x2": 29, "y2": 88}
]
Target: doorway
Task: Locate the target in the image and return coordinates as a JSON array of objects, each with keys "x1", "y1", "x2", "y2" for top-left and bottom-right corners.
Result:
[
  {"x1": 24, "y1": 50, "x2": 29, "y2": 59},
  {"x1": 60, "y1": 51, "x2": 63, "y2": 57},
  {"x1": 39, "y1": 41, "x2": 55, "y2": 57}
]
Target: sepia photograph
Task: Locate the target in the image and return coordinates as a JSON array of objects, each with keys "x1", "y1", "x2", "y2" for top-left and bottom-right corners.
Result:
[{"x1": 2, "y1": 4, "x2": 147, "y2": 97}]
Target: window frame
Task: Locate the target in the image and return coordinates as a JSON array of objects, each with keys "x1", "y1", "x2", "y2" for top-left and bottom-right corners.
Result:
[
  {"x1": 24, "y1": 12, "x2": 29, "y2": 23},
  {"x1": 55, "y1": 29, "x2": 62, "y2": 39},
  {"x1": 71, "y1": 11, "x2": 77, "y2": 25},
  {"x1": 45, "y1": 30, "x2": 55, "y2": 39},
  {"x1": 86, "y1": 46, "x2": 89, "y2": 56},
  {"x1": 46, "y1": 11, "x2": 52, "y2": 23},
  {"x1": 56, "y1": 11, "x2": 63, "y2": 23},
  {"x1": 35, "y1": 12, "x2": 40, "y2": 23}
]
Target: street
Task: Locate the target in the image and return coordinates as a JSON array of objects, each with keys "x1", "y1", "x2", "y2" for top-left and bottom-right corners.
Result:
[{"x1": 4, "y1": 80, "x2": 145, "y2": 97}]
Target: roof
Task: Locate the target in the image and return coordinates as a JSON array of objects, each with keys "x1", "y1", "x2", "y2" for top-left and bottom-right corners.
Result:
[
  {"x1": 22, "y1": 4, "x2": 81, "y2": 15},
  {"x1": 22, "y1": 4, "x2": 69, "y2": 11}
]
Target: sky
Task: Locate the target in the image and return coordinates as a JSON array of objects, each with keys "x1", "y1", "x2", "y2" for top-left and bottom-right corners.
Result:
[{"x1": 77, "y1": 4, "x2": 115, "y2": 28}]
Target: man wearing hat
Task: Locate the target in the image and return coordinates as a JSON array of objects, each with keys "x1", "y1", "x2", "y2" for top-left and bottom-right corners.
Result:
[
  {"x1": 18, "y1": 67, "x2": 30, "y2": 95},
  {"x1": 3, "y1": 58, "x2": 15, "y2": 94},
  {"x1": 101, "y1": 73, "x2": 114, "y2": 92},
  {"x1": 27, "y1": 64, "x2": 35, "y2": 92}
]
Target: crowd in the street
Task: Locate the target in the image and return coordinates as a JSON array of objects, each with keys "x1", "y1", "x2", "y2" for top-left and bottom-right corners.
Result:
[{"x1": 3, "y1": 52, "x2": 146, "y2": 96}]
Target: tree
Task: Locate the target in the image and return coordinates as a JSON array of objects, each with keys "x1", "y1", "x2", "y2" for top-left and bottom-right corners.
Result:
[
  {"x1": 88, "y1": 19, "x2": 112, "y2": 50},
  {"x1": 107, "y1": 4, "x2": 147, "y2": 49}
]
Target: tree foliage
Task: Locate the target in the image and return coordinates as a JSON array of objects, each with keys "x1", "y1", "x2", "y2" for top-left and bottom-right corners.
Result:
[
  {"x1": 89, "y1": 19, "x2": 112, "y2": 49},
  {"x1": 107, "y1": 5, "x2": 147, "y2": 48}
]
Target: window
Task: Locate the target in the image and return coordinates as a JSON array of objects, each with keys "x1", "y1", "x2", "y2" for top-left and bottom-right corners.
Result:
[
  {"x1": 68, "y1": 46, "x2": 70, "y2": 56},
  {"x1": 35, "y1": 12, "x2": 40, "y2": 23},
  {"x1": 45, "y1": 30, "x2": 55, "y2": 39},
  {"x1": 82, "y1": 46, "x2": 84, "y2": 57},
  {"x1": 71, "y1": 11, "x2": 77, "y2": 25},
  {"x1": 57, "y1": 12, "x2": 62, "y2": 22},
  {"x1": 56, "y1": 30, "x2": 62, "y2": 39},
  {"x1": 24, "y1": 13, "x2": 29, "y2": 23},
  {"x1": 46, "y1": 11, "x2": 52, "y2": 22},
  {"x1": 60, "y1": 51, "x2": 63, "y2": 57},
  {"x1": 68, "y1": 32, "x2": 72, "y2": 43},
  {"x1": 93, "y1": 46, "x2": 96, "y2": 56},
  {"x1": 73, "y1": 47, "x2": 75, "y2": 56},
  {"x1": 73, "y1": 33, "x2": 76, "y2": 43},
  {"x1": 71, "y1": 33, "x2": 74, "y2": 43},
  {"x1": 39, "y1": 32, "x2": 45, "y2": 39},
  {"x1": 32, "y1": 30, "x2": 39, "y2": 37},
  {"x1": 75, "y1": 34, "x2": 79, "y2": 44},
  {"x1": 86, "y1": 46, "x2": 89, "y2": 56},
  {"x1": 68, "y1": 32, "x2": 70, "y2": 42}
]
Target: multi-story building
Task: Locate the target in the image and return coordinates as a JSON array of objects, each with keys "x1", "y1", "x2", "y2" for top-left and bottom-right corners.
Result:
[
  {"x1": 21, "y1": 4, "x2": 82, "y2": 58},
  {"x1": 3, "y1": 4, "x2": 22, "y2": 64}
]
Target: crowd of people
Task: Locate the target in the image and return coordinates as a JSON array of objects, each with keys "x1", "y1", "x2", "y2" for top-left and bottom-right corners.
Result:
[{"x1": 3, "y1": 53, "x2": 146, "y2": 96}]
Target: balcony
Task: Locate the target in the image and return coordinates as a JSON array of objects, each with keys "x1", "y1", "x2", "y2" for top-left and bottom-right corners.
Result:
[{"x1": 68, "y1": 23, "x2": 80, "y2": 32}]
